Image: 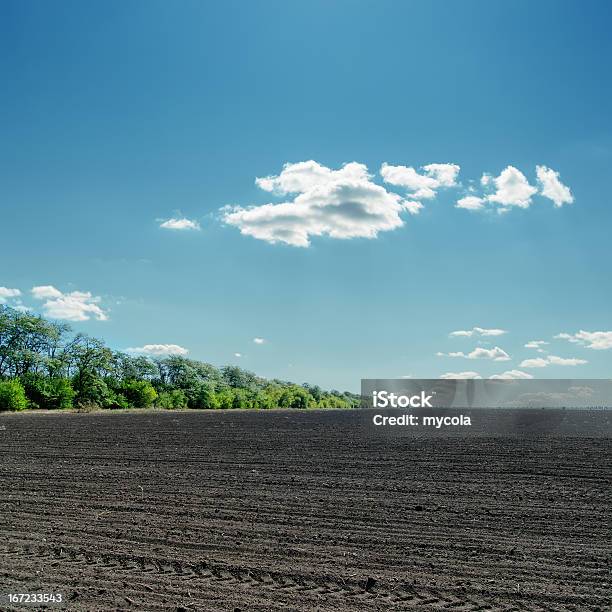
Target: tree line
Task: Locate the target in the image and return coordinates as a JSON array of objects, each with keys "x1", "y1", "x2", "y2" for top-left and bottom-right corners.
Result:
[{"x1": 0, "y1": 305, "x2": 359, "y2": 412}]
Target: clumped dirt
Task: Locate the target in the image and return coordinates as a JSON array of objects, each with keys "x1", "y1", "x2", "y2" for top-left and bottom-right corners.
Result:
[{"x1": 0, "y1": 409, "x2": 610, "y2": 611}]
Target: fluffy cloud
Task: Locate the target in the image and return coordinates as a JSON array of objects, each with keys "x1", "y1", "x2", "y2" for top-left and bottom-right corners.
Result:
[
  {"x1": 458, "y1": 165, "x2": 573, "y2": 213},
  {"x1": 438, "y1": 346, "x2": 511, "y2": 361},
  {"x1": 450, "y1": 327, "x2": 507, "y2": 338},
  {"x1": 234, "y1": 352, "x2": 242, "y2": 358},
  {"x1": 226, "y1": 161, "x2": 574, "y2": 246},
  {"x1": 490, "y1": 370, "x2": 534, "y2": 380},
  {"x1": 456, "y1": 196, "x2": 485, "y2": 211},
  {"x1": 402, "y1": 200, "x2": 424, "y2": 215},
  {"x1": 0, "y1": 287, "x2": 21, "y2": 304},
  {"x1": 519, "y1": 357, "x2": 549, "y2": 368},
  {"x1": 547, "y1": 355, "x2": 588, "y2": 366},
  {"x1": 126, "y1": 344, "x2": 189, "y2": 356},
  {"x1": 253, "y1": 337, "x2": 266, "y2": 344},
  {"x1": 224, "y1": 161, "x2": 412, "y2": 247},
  {"x1": 555, "y1": 330, "x2": 612, "y2": 350},
  {"x1": 255, "y1": 160, "x2": 369, "y2": 195},
  {"x1": 380, "y1": 162, "x2": 460, "y2": 199},
  {"x1": 160, "y1": 218, "x2": 201, "y2": 230},
  {"x1": 520, "y1": 355, "x2": 588, "y2": 368},
  {"x1": 485, "y1": 166, "x2": 537, "y2": 208},
  {"x1": 536, "y1": 165, "x2": 574, "y2": 207},
  {"x1": 439, "y1": 371, "x2": 482, "y2": 379},
  {"x1": 525, "y1": 340, "x2": 549, "y2": 352},
  {"x1": 31, "y1": 285, "x2": 62, "y2": 299},
  {"x1": 31, "y1": 285, "x2": 108, "y2": 321}
]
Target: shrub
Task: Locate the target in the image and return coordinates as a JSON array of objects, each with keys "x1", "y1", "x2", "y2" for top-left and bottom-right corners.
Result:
[
  {"x1": 74, "y1": 374, "x2": 114, "y2": 407},
  {"x1": 105, "y1": 392, "x2": 130, "y2": 410},
  {"x1": 216, "y1": 388, "x2": 235, "y2": 409},
  {"x1": 278, "y1": 385, "x2": 312, "y2": 409},
  {"x1": 74, "y1": 401, "x2": 101, "y2": 413},
  {"x1": 120, "y1": 379, "x2": 158, "y2": 408},
  {"x1": 156, "y1": 389, "x2": 188, "y2": 409},
  {"x1": 22, "y1": 374, "x2": 75, "y2": 410},
  {"x1": 189, "y1": 385, "x2": 219, "y2": 409},
  {"x1": 0, "y1": 379, "x2": 28, "y2": 411}
]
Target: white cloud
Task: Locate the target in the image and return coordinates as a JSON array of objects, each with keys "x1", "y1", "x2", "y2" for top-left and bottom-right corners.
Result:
[
  {"x1": 525, "y1": 340, "x2": 549, "y2": 352},
  {"x1": 438, "y1": 346, "x2": 511, "y2": 361},
  {"x1": 536, "y1": 165, "x2": 574, "y2": 207},
  {"x1": 484, "y1": 166, "x2": 537, "y2": 208},
  {"x1": 160, "y1": 218, "x2": 201, "y2": 231},
  {"x1": 555, "y1": 330, "x2": 612, "y2": 350},
  {"x1": 223, "y1": 161, "x2": 411, "y2": 247},
  {"x1": 255, "y1": 160, "x2": 369, "y2": 194},
  {"x1": 234, "y1": 352, "x2": 242, "y2": 358},
  {"x1": 456, "y1": 196, "x2": 485, "y2": 211},
  {"x1": 31, "y1": 285, "x2": 108, "y2": 321},
  {"x1": 0, "y1": 287, "x2": 21, "y2": 304},
  {"x1": 380, "y1": 162, "x2": 460, "y2": 199},
  {"x1": 31, "y1": 285, "x2": 62, "y2": 299},
  {"x1": 490, "y1": 370, "x2": 534, "y2": 380},
  {"x1": 402, "y1": 200, "x2": 424, "y2": 215},
  {"x1": 253, "y1": 337, "x2": 266, "y2": 344},
  {"x1": 423, "y1": 163, "x2": 461, "y2": 187},
  {"x1": 126, "y1": 344, "x2": 189, "y2": 356},
  {"x1": 440, "y1": 371, "x2": 482, "y2": 379},
  {"x1": 519, "y1": 357, "x2": 549, "y2": 368},
  {"x1": 520, "y1": 355, "x2": 588, "y2": 368},
  {"x1": 547, "y1": 355, "x2": 588, "y2": 366},
  {"x1": 450, "y1": 327, "x2": 507, "y2": 338},
  {"x1": 468, "y1": 346, "x2": 511, "y2": 361}
]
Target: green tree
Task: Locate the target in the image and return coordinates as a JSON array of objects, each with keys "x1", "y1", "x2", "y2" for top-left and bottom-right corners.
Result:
[
  {"x1": 190, "y1": 384, "x2": 219, "y2": 409},
  {"x1": 278, "y1": 385, "x2": 313, "y2": 409},
  {"x1": 221, "y1": 365, "x2": 261, "y2": 391},
  {"x1": 0, "y1": 379, "x2": 28, "y2": 411}
]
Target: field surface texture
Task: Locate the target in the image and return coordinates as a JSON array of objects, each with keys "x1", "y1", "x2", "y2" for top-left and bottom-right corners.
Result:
[{"x1": 0, "y1": 410, "x2": 610, "y2": 611}]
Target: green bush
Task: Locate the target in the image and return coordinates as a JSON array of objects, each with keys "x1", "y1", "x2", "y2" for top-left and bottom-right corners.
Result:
[
  {"x1": 278, "y1": 385, "x2": 312, "y2": 409},
  {"x1": 120, "y1": 379, "x2": 158, "y2": 408},
  {"x1": 105, "y1": 392, "x2": 130, "y2": 410},
  {"x1": 0, "y1": 379, "x2": 28, "y2": 411},
  {"x1": 22, "y1": 374, "x2": 75, "y2": 410},
  {"x1": 189, "y1": 385, "x2": 219, "y2": 409},
  {"x1": 74, "y1": 374, "x2": 114, "y2": 407},
  {"x1": 216, "y1": 388, "x2": 235, "y2": 409},
  {"x1": 156, "y1": 389, "x2": 188, "y2": 409}
]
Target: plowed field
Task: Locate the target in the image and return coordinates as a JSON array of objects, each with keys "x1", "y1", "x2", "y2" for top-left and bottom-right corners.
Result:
[{"x1": 0, "y1": 409, "x2": 610, "y2": 611}]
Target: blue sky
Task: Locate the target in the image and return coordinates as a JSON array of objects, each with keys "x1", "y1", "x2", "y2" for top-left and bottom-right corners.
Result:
[{"x1": 1, "y1": 0, "x2": 611, "y2": 391}]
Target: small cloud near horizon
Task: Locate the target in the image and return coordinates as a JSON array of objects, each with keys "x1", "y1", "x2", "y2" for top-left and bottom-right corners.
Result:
[
  {"x1": 159, "y1": 217, "x2": 201, "y2": 231},
  {"x1": 450, "y1": 327, "x2": 507, "y2": 338},
  {"x1": 125, "y1": 344, "x2": 189, "y2": 356},
  {"x1": 437, "y1": 346, "x2": 511, "y2": 361},
  {"x1": 439, "y1": 371, "x2": 481, "y2": 379}
]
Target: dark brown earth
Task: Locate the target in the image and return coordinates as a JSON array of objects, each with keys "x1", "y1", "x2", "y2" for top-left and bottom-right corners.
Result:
[{"x1": 0, "y1": 409, "x2": 610, "y2": 611}]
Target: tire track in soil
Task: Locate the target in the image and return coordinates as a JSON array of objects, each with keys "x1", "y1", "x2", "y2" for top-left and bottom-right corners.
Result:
[{"x1": 0, "y1": 543, "x2": 529, "y2": 610}]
